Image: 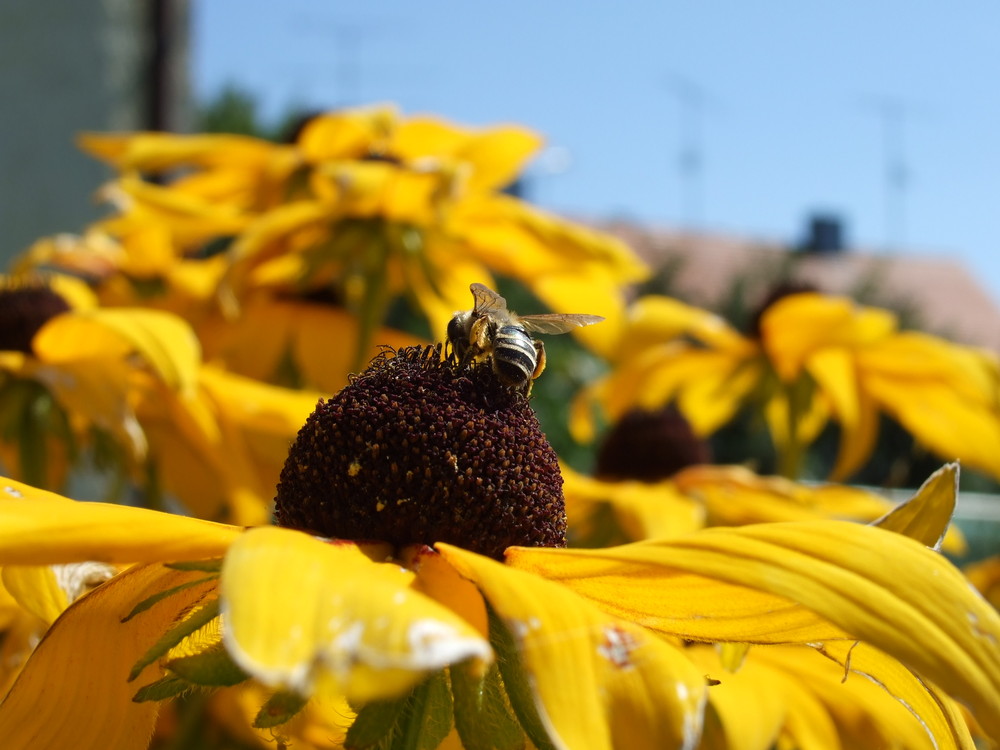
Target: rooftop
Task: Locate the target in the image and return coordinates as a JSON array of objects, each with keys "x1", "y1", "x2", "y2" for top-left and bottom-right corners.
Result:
[{"x1": 601, "y1": 220, "x2": 1000, "y2": 351}]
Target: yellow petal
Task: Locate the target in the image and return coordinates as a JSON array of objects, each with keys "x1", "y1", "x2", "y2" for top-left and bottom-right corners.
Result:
[
  {"x1": 615, "y1": 295, "x2": 750, "y2": 363},
  {"x1": 873, "y1": 463, "x2": 960, "y2": 551},
  {"x1": 761, "y1": 293, "x2": 897, "y2": 381},
  {"x1": 686, "y1": 645, "x2": 789, "y2": 750},
  {"x1": 0, "y1": 565, "x2": 67, "y2": 624},
  {"x1": 0, "y1": 563, "x2": 218, "y2": 750},
  {"x1": 220, "y1": 527, "x2": 491, "y2": 704},
  {"x1": 809, "y1": 641, "x2": 976, "y2": 749},
  {"x1": 437, "y1": 543, "x2": 707, "y2": 750},
  {"x1": 77, "y1": 132, "x2": 280, "y2": 172},
  {"x1": 672, "y1": 465, "x2": 899, "y2": 528},
  {"x1": 561, "y1": 466, "x2": 705, "y2": 542},
  {"x1": 406, "y1": 545, "x2": 489, "y2": 640},
  {"x1": 297, "y1": 105, "x2": 398, "y2": 162},
  {"x1": 34, "y1": 308, "x2": 201, "y2": 394},
  {"x1": 0, "y1": 477, "x2": 241, "y2": 564},
  {"x1": 860, "y1": 366, "x2": 1000, "y2": 481},
  {"x1": 827, "y1": 387, "x2": 880, "y2": 482},
  {"x1": 391, "y1": 117, "x2": 543, "y2": 193},
  {"x1": 507, "y1": 521, "x2": 1000, "y2": 738}
]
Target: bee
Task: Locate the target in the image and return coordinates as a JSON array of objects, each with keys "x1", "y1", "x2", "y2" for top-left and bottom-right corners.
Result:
[{"x1": 447, "y1": 283, "x2": 604, "y2": 393}]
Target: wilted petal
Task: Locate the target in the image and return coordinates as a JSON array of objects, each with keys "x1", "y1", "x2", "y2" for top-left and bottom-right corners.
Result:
[
  {"x1": 0, "y1": 563, "x2": 217, "y2": 750},
  {"x1": 437, "y1": 543, "x2": 707, "y2": 750},
  {"x1": 507, "y1": 521, "x2": 1000, "y2": 738},
  {"x1": 220, "y1": 527, "x2": 491, "y2": 705}
]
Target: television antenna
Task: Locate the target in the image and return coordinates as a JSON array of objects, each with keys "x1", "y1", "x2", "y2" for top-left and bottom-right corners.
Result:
[
  {"x1": 663, "y1": 73, "x2": 718, "y2": 230},
  {"x1": 860, "y1": 95, "x2": 924, "y2": 251}
]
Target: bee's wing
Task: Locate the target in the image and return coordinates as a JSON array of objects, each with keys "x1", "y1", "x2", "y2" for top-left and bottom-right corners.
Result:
[
  {"x1": 519, "y1": 313, "x2": 605, "y2": 335},
  {"x1": 469, "y1": 283, "x2": 509, "y2": 316}
]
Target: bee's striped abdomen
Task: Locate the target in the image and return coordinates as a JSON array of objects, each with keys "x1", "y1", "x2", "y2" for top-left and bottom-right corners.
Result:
[{"x1": 492, "y1": 325, "x2": 537, "y2": 387}]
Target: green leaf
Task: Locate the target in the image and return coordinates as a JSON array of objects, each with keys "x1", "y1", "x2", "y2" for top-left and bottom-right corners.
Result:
[
  {"x1": 132, "y1": 676, "x2": 191, "y2": 703},
  {"x1": 345, "y1": 693, "x2": 408, "y2": 748},
  {"x1": 128, "y1": 598, "x2": 220, "y2": 681},
  {"x1": 167, "y1": 642, "x2": 249, "y2": 687},
  {"x1": 253, "y1": 691, "x2": 308, "y2": 729},
  {"x1": 487, "y1": 608, "x2": 558, "y2": 750},
  {"x1": 346, "y1": 671, "x2": 454, "y2": 750},
  {"x1": 451, "y1": 661, "x2": 525, "y2": 750},
  {"x1": 122, "y1": 574, "x2": 219, "y2": 622}
]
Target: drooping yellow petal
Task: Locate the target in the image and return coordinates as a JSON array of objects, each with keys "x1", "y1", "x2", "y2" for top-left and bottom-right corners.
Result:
[
  {"x1": 220, "y1": 527, "x2": 491, "y2": 705},
  {"x1": 826, "y1": 385, "x2": 880, "y2": 482},
  {"x1": 860, "y1": 365, "x2": 1000, "y2": 481},
  {"x1": 809, "y1": 641, "x2": 976, "y2": 750},
  {"x1": 0, "y1": 565, "x2": 67, "y2": 624},
  {"x1": 34, "y1": 308, "x2": 201, "y2": 394},
  {"x1": 98, "y1": 175, "x2": 253, "y2": 248},
  {"x1": 686, "y1": 645, "x2": 789, "y2": 750},
  {"x1": 760, "y1": 293, "x2": 897, "y2": 381},
  {"x1": 614, "y1": 295, "x2": 750, "y2": 364},
  {"x1": 507, "y1": 521, "x2": 1000, "y2": 738},
  {"x1": 437, "y1": 543, "x2": 707, "y2": 750},
  {"x1": 0, "y1": 477, "x2": 241, "y2": 564},
  {"x1": 0, "y1": 563, "x2": 218, "y2": 750},
  {"x1": 391, "y1": 117, "x2": 543, "y2": 193},
  {"x1": 297, "y1": 105, "x2": 398, "y2": 162},
  {"x1": 77, "y1": 132, "x2": 281, "y2": 172}
]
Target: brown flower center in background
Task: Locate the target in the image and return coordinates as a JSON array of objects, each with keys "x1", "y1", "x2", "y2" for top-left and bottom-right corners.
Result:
[
  {"x1": 274, "y1": 345, "x2": 566, "y2": 560},
  {"x1": 0, "y1": 281, "x2": 71, "y2": 354},
  {"x1": 595, "y1": 405, "x2": 711, "y2": 482}
]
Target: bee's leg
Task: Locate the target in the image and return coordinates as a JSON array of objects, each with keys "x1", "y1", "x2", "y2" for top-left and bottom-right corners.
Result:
[{"x1": 524, "y1": 339, "x2": 546, "y2": 395}]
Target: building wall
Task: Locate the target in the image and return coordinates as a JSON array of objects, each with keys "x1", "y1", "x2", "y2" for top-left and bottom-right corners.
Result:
[{"x1": 0, "y1": 0, "x2": 189, "y2": 267}]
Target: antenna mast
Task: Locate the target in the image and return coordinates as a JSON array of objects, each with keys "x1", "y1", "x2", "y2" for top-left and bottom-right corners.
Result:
[
  {"x1": 664, "y1": 74, "x2": 712, "y2": 230},
  {"x1": 862, "y1": 95, "x2": 917, "y2": 251}
]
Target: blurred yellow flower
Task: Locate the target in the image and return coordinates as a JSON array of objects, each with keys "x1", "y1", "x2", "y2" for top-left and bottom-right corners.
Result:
[
  {"x1": 0, "y1": 282, "x2": 317, "y2": 523},
  {"x1": 573, "y1": 292, "x2": 1000, "y2": 481},
  {"x1": 74, "y1": 106, "x2": 645, "y2": 374},
  {"x1": 965, "y1": 555, "x2": 1000, "y2": 611},
  {"x1": 565, "y1": 460, "x2": 967, "y2": 556}
]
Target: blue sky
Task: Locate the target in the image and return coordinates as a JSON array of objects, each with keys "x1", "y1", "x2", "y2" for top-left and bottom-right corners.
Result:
[{"x1": 193, "y1": 1, "x2": 1000, "y2": 302}]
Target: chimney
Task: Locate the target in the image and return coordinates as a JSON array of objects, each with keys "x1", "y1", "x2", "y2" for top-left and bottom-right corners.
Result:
[{"x1": 799, "y1": 212, "x2": 846, "y2": 253}]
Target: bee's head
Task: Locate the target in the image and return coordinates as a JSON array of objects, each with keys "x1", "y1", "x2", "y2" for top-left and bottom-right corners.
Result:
[{"x1": 446, "y1": 310, "x2": 472, "y2": 358}]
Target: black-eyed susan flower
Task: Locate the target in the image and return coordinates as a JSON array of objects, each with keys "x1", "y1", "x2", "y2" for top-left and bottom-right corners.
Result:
[
  {"x1": 76, "y1": 106, "x2": 646, "y2": 373},
  {"x1": 222, "y1": 110, "x2": 646, "y2": 363},
  {"x1": 0, "y1": 279, "x2": 318, "y2": 524},
  {"x1": 573, "y1": 292, "x2": 1000, "y2": 482},
  {"x1": 0, "y1": 346, "x2": 996, "y2": 749}
]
